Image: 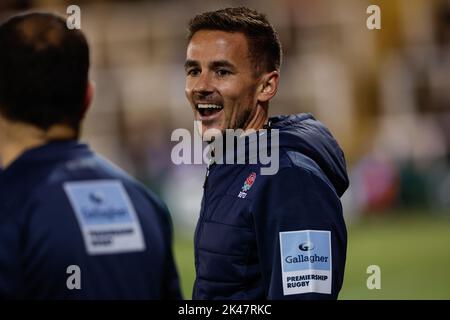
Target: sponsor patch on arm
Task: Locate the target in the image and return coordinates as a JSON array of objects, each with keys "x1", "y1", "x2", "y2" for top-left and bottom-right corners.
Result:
[
  {"x1": 64, "y1": 180, "x2": 146, "y2": 255},
  {"x1": 279, "y1": 230, "x2": 332, "y2": 295}
]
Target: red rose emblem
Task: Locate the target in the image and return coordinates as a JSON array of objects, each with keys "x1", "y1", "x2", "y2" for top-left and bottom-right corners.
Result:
[{"x1": 245, "y1": 172, "x2": 256, "y2": 187}]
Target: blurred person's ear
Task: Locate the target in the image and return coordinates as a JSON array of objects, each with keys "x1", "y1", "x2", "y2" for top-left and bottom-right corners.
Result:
[
  {"x1": 257, "y1": 71, "x2": 279, "y2": 103},
  {"x1": 82, "y1": 81, "x2": 95, "y2": 118}
]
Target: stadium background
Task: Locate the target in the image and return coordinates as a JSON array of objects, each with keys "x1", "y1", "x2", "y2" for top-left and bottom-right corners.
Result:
[{"x1": 1, "y1": 0, "x2": 449, "y2": 299}]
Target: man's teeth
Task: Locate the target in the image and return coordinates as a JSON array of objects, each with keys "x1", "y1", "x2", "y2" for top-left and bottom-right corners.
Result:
[{"x1": 197, "y1": 104, "x2": 223, "y2": 109}]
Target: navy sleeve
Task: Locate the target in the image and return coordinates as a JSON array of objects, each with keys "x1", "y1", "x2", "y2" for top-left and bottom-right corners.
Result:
[
  {"x1": 251, "y1": 167, "x2": 347, "y2": 300},
  {"x1": 142, "y1": 190, "x2": 183, "y2": 300}
]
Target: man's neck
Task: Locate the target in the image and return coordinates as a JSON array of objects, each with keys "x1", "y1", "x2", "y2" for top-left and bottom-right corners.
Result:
[
  {"x1": 0, "y1": 122, "x2": 77, "y2": 169},
  {"x1": 243, "y1": 103, "x2": 269, "y2": 133}
]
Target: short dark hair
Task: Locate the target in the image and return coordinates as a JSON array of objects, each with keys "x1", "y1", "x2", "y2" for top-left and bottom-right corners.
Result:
[
  {"x1": 188, "y1": 7, "x2": 282, "y2": 75},
  {"x1": 0, "y1": 12, "x2": 89, "y2": 132}
]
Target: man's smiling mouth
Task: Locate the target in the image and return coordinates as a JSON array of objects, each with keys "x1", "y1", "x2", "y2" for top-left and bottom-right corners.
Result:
[{"x1": 196, "y1": 103, "x2": 224, "y2": 117}]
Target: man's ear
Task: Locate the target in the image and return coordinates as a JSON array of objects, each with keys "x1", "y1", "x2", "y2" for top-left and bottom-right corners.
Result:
[
  {"x1": 82, "y1": 81, "x2": 95, "y2": 118},
  {"x1": 257, "y1": 71, "x2": 279, "y2": 103}
]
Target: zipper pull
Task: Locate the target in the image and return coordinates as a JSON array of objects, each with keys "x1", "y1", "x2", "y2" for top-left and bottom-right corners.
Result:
[
  {"x1": 203, "y1": 146, "x2": 215, "y2": 189},
  {"x1": 203, "y1": 157, "x2": 215, "y2": 189}
]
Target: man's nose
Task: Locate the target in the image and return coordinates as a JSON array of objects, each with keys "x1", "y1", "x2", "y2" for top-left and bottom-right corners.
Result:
[{"x1": 193, "y1": 72, "x2": 214, "y2": 95}]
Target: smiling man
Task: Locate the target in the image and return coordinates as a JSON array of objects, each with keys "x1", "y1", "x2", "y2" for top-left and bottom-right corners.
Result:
[
  {"x1": 184, "y1": 28, "x2": 274, "y2": 136},
  {"x1": 184, "y1": 7, "x2": 350, "y2": 300}
]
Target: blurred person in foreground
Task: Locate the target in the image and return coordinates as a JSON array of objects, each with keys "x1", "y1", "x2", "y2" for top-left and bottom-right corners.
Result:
[
  {"x1": 0, "y1": 12, "x2": 181, "y2": 299},
  {"x1": 184, "y1": 7, "x2": 349, "y2": 299}
]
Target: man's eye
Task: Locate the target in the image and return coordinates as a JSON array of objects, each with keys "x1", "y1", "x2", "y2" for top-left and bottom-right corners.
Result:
[
  {"x1": 216, "y1": 69, "x2": 231, "y2": 77},
  {"x1": 187, "y1": 69, "x2": 200, "y2": 76}
]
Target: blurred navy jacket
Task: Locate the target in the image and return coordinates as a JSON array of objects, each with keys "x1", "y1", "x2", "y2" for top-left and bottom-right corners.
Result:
[
  {"x1": 193, "y1": 113, "x2": 349, "y2": 300},
  {"x1": 0, "y1": 140, "x2": 181, "y2": 299}
]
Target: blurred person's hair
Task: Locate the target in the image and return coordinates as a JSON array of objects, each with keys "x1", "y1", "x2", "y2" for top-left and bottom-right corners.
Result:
[
  {"x1": 436, "y1": 0, "x2": 450, "y2": 46},
  {"x1": 0, "y1": 12, "x2": 89, "y2": 134},
  {"x1": 188, "y1": 7, "x2": 282, "y2": 76}
]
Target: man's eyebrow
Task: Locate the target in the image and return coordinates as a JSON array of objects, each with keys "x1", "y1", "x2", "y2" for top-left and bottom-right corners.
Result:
[
  {"x1": 184, "y1": 59, "x2": 237, "y2": 71},
  {"x1": 209, "y1": 60, "x2": 236, "y2": 70},
  {"x1": 184, "y1": 60, "x2": 199, "y2": 70}
]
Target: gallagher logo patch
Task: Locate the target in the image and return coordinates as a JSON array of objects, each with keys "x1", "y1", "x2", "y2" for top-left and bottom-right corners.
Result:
[
  {"x1": 238, "y1": 172, "x2": 256, "y2": 198},
  {"x1": 64, "y1": 180, "x2": 146, "y2": 255},
  {"x1": 279, "y1": 230, "x2": 332, "y2": 295}
]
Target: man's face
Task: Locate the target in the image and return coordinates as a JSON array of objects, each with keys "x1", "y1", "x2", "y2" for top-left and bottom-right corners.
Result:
[{"x1": 185, "y1": 30, "x2": 261, "y2": 136}]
